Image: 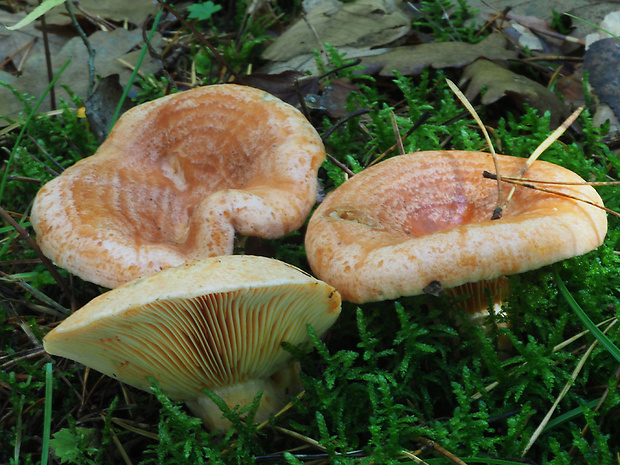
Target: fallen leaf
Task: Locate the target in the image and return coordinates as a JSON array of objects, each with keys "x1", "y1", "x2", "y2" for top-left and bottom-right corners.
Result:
[
  {"x1": 466, "y1": 0, "x2": 620, "y2": 42},
  {"x1": 0, "y1": 28, "x2": 163, "y2": 119},
  {"x1": 459, "y1": 59, "x2": 570, "y2": 126},
  {"x1": 305, "y1": 78, "x2": 359, "y2": 117},
  {"x1": 358, "y1": 33, "x2": 517, "y2": 76},
  {"x1": 262, "y1": 0, "x2": 412, "y2": 62},
  {"x1": 0, "y1": 11, "x2": 69, "y2": 69},
  {"x1": 241, "y1": 70, "x2": 319, "y2": 107},
  {"x1": 465, "y1": 0, "x2": 589, "y2": 26}
]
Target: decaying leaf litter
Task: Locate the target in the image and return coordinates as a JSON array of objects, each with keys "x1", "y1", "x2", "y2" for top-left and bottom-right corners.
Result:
[{"x1": 2, "y1": 0, "x2": 620, "y2": 463}]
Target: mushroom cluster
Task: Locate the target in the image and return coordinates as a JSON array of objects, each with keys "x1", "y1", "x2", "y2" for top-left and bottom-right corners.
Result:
[
  {"x1": 39, "y1": 84, "x2": 608, "y2": 432},
  {"x1": 31, "y1": 84, "x2": 326, "y2": 288},
  {"x1": 305, "y1": 150, "x2": 607, "y2": 307},
  {"x1": 44, "y1": 255, "x2": 342, "y2": 431}
]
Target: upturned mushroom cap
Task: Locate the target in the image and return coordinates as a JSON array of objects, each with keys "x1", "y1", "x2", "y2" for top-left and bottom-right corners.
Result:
[
  {"x1": 31, "y1": 84, "x2": 326, "y2": 288},
  {"x1": 43, "y1": 255, "x2": 341, "y2": 430},
  {"x1": 305, "y1": 151, "x2": 607, "y2": 303}
]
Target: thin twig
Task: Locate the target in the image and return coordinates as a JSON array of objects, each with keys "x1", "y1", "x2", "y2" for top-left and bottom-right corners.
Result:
[
  {"x1": 389, "y1": 109, "x2": 405, "y2": 156},
  {"x1": 0, "y1": 40, "x2": 35, "y2": 70},
  {"x1": 321, "y1": 108, "x2": 371, "y2": 142},
  {"x1": 482, "y1": 171, "x2": 620, "y2": 219},
  {"x1": 38, "y1": 1, "x2": 55, "y2": 111},
  {"x1": 0, "y1": 205, "x2": 72, "y2": 301},
  {"x1": 501, "y1": 106, "x2": 584, "y2": 210},
  {"x1": 401, "y1": 449, "x2": 431, "y2": 464},
  {"x1": 66, "y1": 1, "x2": 96, "y2": 98},
  {"x1": 71, "y1": 0, "x2": 116, "y2": 31},
  {"x1": 302, "y1": 12, "x2": 329, "y2": 69},
  {"x1": 0, "y1": 271, "x2": 70, "y2": 315},
  {"x1": 274, "y1": 426, "x2": 327, "y2": 452},
  {"x1": 483, "y1": 174, "x2": 620, "y2": 187},
  {"x1": 156, "y1": 0, "x2": 244, "y2": 83},
  {"x1": 369, "y1": 110, "x2": 432, "y2": 167},
  {"x1": 414, "y1": 437, "x2": 469, "y2": 465}
]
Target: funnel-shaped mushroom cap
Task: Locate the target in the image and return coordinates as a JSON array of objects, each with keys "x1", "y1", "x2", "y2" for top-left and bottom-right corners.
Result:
[
  {"x1": 31, "y1": 84, "x2": 325, "y2": 288},
  {"x1": 44, "y1": 255, "x2": 341, "y2": 429},
  {"x1": 305, "y1": 151, "x2": 607, "y2": 303}
]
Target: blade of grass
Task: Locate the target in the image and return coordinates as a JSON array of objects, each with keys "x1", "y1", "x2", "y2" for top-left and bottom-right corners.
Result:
[
  {"x1": 110, "y1": 8, "x2": 163, "y2": 129},
  {"x1": 41, "y1": 362, "x2": 53, "y2": 465},
  {"x1": 542, "y1": 398, "x2": 601, "y2": 432},
  {"x1": 564, "y1": 13, "x2": 620, "y2": 41},
  {"x1": 14, "y1": 395, "x2": 24, "y2": 464},
  {"x1": 5, "y1": 0, "x2": 67, "y2": 30},
  {"x1": 522, "y1": 319, "x2": 616, "y2": 456},
  {"x1": 0, "y1": 58, "x2": 71, "y2": 205},
  {"x1": 0, "y1": 272, "x2": 70, "y2": 315},
  {"x1": 554, "y1": 265, "x2": 620, "y2": 363}
]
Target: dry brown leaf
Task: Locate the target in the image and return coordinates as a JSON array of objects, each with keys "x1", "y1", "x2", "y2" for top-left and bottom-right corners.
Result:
[
  {"x1": 459, "y1": 59, "x2": 571, "y2": 127},
  {"x1": 262, "y1": 0, "x2": 411, "y2": 62},
  {"x1": 0, "y1": 11, "x2": 69, "y2": 67},
  {"x1": 0, "y1": 28, "x2": 163, "y2": 119},
  {"x1": 358, "y1": 33, "x2": 517, "y2": 76},
  {"x1": 241, "y1": 70, "x2": 320, "y2": 107}
]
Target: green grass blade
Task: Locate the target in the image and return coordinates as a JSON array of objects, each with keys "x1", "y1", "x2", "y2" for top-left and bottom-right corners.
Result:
[
  {"x1": 543, "y1": 397, "x2": 601, "y2": 431},
  {"x1": 110, "y1": 7, "x2": 163, "y2": 128},
  {"x1": 564, "y1": 13, "x2": 620, "y2": 41},
  {"x1": 554, "y1": 265, "x2": 620, "y2": 362},
  {"x1": 0, "y1": 59, "x2": 71, "y2": 205},
  {"x1": 41, "y1": 362, "x2": 52, "y2": 465}
]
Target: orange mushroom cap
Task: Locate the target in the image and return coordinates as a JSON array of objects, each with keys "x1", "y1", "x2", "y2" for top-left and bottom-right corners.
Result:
[
  {"x1": 31, "y1": 84, "x2": 326, "y2": 288},
  {"x1": 305, "y1": 151, "x2": 607, "y2": 303},
  {"x1": 43, "y1": 255, "x2": 341, "y2": 430}
]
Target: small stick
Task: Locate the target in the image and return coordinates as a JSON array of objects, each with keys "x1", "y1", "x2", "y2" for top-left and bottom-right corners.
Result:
[
  {"x1": 484, "y1": 174, "x2": 620, "y2": 187},
  {"x1": 157, "y1": 0, "x2": 244, "y2": 83},
  {"x1": 389, "y1": 109, "x2": 405, "y2": 156},
  {"x1": 369, "y1": 110, "x2": 432, "y2": 167},
  {"x1": 483, "y1": 171, "x2": 620, "y2": 219},
  {"x1": 1, "y1": 206, "x2": 73, "y2": 302},
  {"x1": 0, "y1": 40, "x2": 35, "y2": 70},
  {"x1": 401, "y1": 449, "x2": 431, "y2": 464},
  {"x1": 302, "y1": 12, "x2": 329, "y2": 70},
  {"x1": 66, "y1": 1, "x2": 96, "y2": 98},
  {"x1": 414, "y1": 437, "x2": 469, "y2": 465}
]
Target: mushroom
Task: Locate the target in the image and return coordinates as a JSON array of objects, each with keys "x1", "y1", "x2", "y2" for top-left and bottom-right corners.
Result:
[
  {"x1": 304, "y1": 151, "x2": 607, "y2": 308},
  {"x1": 31, "y1": 84, "x2": 326, "y2": 288},
  {"x1": 43, "y1": 255, "x2": 342, "y2": 430}
]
